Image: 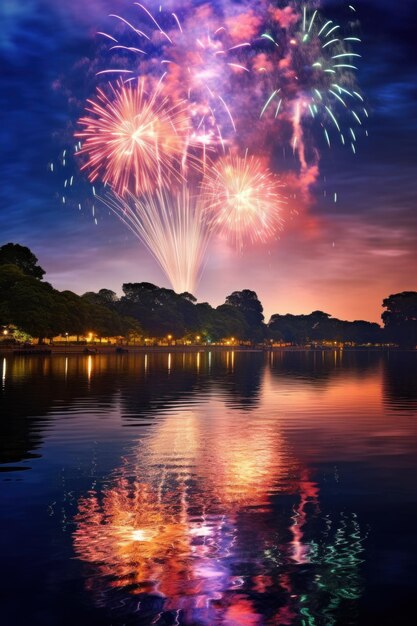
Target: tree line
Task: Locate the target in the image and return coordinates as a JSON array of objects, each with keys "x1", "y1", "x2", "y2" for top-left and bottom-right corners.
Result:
[{"x1": 0, "y1": 243, "x2": 416, "y2": 347}]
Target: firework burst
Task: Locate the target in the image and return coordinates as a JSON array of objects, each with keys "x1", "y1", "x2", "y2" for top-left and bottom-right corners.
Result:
[
  {"x1": 101, "y1": 184, "x2": 210, "y2": 294},
  {"x1": 202, "y1": 152, "x2": 284, "y2": 249},
  {"x1": 76, "y1": 79, "x2": 190, "y2": 196},
  {"x1": 97, "y1": 3, "x2": 253, "y2": 149},
  {"x1": 258, "y1": 3, "x2": 367, "y2": 165}
]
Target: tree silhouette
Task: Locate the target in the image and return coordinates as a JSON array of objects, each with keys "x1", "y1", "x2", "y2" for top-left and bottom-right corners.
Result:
[
  {"x1": 225, "y1": 290, "x2": 264, "y2": 341},
  {"x1": 0, "y1": 243, "x2": 45, "y2": 279},
  {"x1": 382, "y1": 292, "x2": 417, "y2": 348}
]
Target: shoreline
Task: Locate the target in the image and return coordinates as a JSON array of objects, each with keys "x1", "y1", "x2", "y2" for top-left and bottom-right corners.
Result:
[{"x1": 0, "y1": 344, "x2": 409, "y2": 356}]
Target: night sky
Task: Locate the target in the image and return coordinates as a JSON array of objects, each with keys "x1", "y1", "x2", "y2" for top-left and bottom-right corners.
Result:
[{"x1": 1, "y1": 0, "x2": 416, "y2": 323}]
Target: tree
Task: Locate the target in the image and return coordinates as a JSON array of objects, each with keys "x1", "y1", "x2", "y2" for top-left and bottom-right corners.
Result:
[
  {"x1": 224, "y1": 289, "x2": 265, "y2": 341},
  {"x1": 195, "y1": 302, "x2": 216, "y2": 342},
  {"x1": 216, "y1": 304, "x2": 249, "y2": 341},
  {"x1": 91, "y1": 306, "x2": 123, "y2": 340},
  {"x1": 118, "y1": 283, "x2": 201, "y2": 338},
  {"x1": 0, "y1": 265, "x2": 139, "y2": 343},
  {"x1": 82, "y1": 289, "x2": 119, "y2": 315},
  {"x1": 382, "y1": 292, "x2": 417, "y2": 348},
  {"x1": 120, "y1": 283, "x2": 182, "y2": 337},
  {"x1": 0, "y1": 264, "x2": 63, "y2": 341},
  {"x1": 122, "y1": 282, "x2": 158, "y2": 303},
  {"x1": 98, "y1": 289, "x2": 118, "y2": 304},
  {"x1": 0, "y1": 243, "x2": 45, "y2": 279},
  {"x1": 63, "y1": 291, "x2": 93, "y2": 339},
  {"x1": 120, "y1": 317, "x2": 143, "y2": 343},
  {"x1": 179, "y1": 292, "x2": 197, "y2": 303},
  {"x1": 83, "y1": 288, "x2": 118, "y2": 306},
  {"x1": 268, "y1": 311, "x2": 382, "y2": 345},
  {"x1": 268, "y1": 313, "x2": 307, "y2": 344},
  {"x1": 175, "y1": 293, "x2": 199, "y2": 333},
  {"x1": 339, "y1": 320, "x2": 381, "y2": 344}
]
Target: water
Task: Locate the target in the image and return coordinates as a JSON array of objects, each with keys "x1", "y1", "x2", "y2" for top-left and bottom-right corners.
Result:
[{"x1": 1, "y1": 350, "x2": 416, "y2": 625}]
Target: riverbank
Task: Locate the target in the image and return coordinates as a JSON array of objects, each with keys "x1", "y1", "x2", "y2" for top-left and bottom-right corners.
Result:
[
  {"x1": 0, "y1": 343, "x2": 403, "y2": 356},
  {"x1": 1, "y1": 344, "x2": 255, "y2": 356}
]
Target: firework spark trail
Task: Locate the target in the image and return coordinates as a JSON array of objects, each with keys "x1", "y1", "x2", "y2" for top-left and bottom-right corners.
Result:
[
  {"x1": 258, "y1": 2, "x2": 367, "y2": 170},
  {"x1": 100, "y1": 185, "x2": 211, "y2": 294},
  {"x1": 97, "y1": 3, "x2": 255, "y2": 148},
  {"x1": 76, "y1": 79, "x2": 191, "y2": 196},
  {"x1": 202, "y1": 152, "x2": 284, "y2": 250}
]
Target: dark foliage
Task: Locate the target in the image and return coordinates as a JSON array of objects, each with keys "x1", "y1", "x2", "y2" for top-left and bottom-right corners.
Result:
[
  {"x1": 268, "y1": 310, "x2": 382, "y2": 345},
  {"x1": 382, "y1": 292, "x2": 417, "y2": 348},
  {"x1": 225, "y1": 289, "x2": 264, "y2": 341},
  {"x1": 0, "y1": 242, "x2": 45, "y2": 279},
  {"x1": 1, "y1": 244, "x2": 415, "y2": 347},
  {"x1": 0, "y1": 264, "x2": 141, "y2": 342}
]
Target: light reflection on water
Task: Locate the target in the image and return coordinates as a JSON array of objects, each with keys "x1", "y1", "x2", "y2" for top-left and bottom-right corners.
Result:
[
  {"x1": 1, "y1": 350, "x2": 417, "y2": 625},
  {"x1": 72, "y1": 362, "x2": 365, "y2": 625}
]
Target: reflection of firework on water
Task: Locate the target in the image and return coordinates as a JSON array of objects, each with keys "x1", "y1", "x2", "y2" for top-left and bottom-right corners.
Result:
[
  {"x1": 202, "y1": 152, "x2": 284, "y2": 249},
  {"x1": 76, "y1": 79, "x2": 190, "y2": 196},
  {"x1": 71, "y1": 386, "x2": 367, "y2": 624},
  {"x1": 101, "y1": 184, "x2": 211, "y2": 294},
  {"x1": 74, "y1": 480, "x2": 190, "y2": 598},
  {"x1": 74, "y1": 473, "x2": 238, "y2": 619},
  {"x1": 73, "y1": 462, "x2": 365, "y2": 624},
  {"x1": 98, "y1": 3, "x2": 254, "y2": 148},
  {"x1": 258, "y1": 3, "x2": 367, "y2": 169}
]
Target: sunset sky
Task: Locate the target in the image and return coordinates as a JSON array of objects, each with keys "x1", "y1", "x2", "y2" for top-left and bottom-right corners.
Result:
[{"x1": 1, "y1": 0, "x2": 416, "y2": 323}]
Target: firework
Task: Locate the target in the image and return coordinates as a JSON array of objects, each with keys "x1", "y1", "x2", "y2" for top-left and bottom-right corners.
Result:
[
  {"x1": 258, "y1": 3, "x2": 367, "y2": 165},
  {"x1": 202, "y1": 152, "x2": 284, "y2": 249},
  {"x1": 69, "y1": 1, "x2": 368, "y2": 286},
  {"x1": 76, "y1": 79, "x2": 190, "y2": 196},
  {"x1": 101, "y1": 184, "x2": 210, "y2": 294},
  {"x1": 97, "y1": 3, "x2": 253, "y2": 148}
]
